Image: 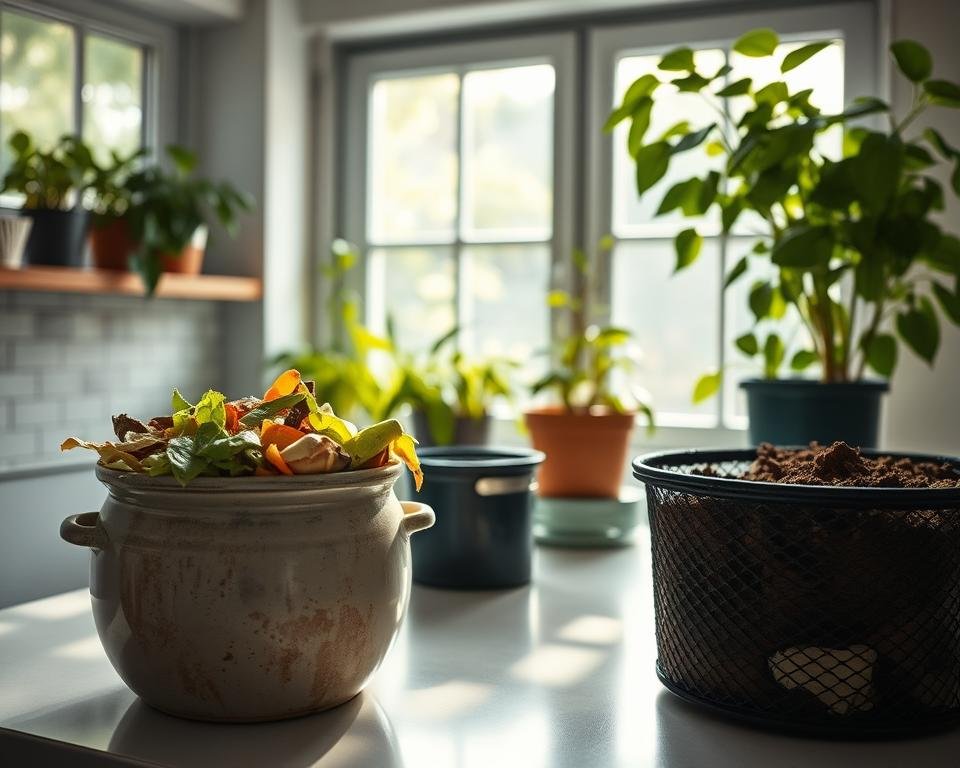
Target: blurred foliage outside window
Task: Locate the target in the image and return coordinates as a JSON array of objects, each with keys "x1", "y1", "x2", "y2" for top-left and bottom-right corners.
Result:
[{"x1": 0, "y1": 8, "x2": 144, "y2": 175}]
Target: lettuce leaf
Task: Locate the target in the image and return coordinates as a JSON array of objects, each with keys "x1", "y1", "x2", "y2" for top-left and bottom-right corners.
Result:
[
  {"x1": 239, "y1": 392, "x2": 305, "y2": 428},
  {"x1": 166, "y1": 435, "x2": 208, "y2": 485},
  {"x1": 171, "y1": 389, "x2": 192, "y2": 413}
]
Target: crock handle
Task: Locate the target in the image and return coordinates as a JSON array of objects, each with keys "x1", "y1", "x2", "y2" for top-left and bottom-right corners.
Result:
[
  {"x1": 60, "y1": 512, "x2": 106, "y2": 550},
  {"x1": 400, "y1": 501, "x2": 435, "y2": 536}
]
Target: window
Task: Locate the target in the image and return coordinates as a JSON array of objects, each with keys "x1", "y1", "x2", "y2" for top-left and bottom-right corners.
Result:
[
  {"x1": 339, "y1": 3, "x2": 875, "y2": 440},
  {"x1": 0, "y1": 5, "x2": 147, "y2": 171},
  {"x1": 344, "y1": 35, "x2": 575, "y2": 364}
]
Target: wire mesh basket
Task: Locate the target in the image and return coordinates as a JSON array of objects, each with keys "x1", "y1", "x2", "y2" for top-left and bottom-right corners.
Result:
[{"x1": 633, "y1": 448, "x2": 960, "y2": 737}]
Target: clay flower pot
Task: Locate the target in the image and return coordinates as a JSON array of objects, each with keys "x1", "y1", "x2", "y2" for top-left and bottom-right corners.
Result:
[
  {"x1": 524, "y1": 406, "x2": 635, "y2": 499},
  {"x1": 59, "y1": 461, "x2": 434, "y2": 722},
  {"x1": 160, "y1": 225, "x2": 208, "y2": 275},
  {"x1": 89, "y1": 215, "x2": 136, "y2": 271}
]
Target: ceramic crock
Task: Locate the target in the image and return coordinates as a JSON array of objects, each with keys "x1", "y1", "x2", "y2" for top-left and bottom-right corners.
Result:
[{"x1": 59, "y1": 460, "x2": 434, "y2": 723}]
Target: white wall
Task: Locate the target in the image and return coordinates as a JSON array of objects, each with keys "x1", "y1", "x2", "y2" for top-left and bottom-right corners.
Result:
[{"x1": 883, "y1": 0, "x2": 960, "y2": 454}]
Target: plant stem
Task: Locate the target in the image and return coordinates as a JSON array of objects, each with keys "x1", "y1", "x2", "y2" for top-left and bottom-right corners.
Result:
[{"x1": 854, "y1": 298, "x2": 885, "y2": 380}]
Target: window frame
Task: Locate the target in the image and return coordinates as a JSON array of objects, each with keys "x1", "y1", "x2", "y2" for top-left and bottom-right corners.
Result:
[
  {"x1": 335, "y1": 2, "x2": 878, "y2": 448},
  {"x1": 342, "y1": 32, "x2": 577, "y2": 349},
  {"x1": 0, "y1": 0, "x2": 179, "y2": 160}
]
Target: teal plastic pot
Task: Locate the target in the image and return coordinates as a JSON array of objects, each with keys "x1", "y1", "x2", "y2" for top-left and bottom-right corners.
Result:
[
  {"x1": 412, "y1": 446, "x2": 544, "y2": 589},
  {"x1": 741, "y1": 379, "x2": 889, "y2": 448}
]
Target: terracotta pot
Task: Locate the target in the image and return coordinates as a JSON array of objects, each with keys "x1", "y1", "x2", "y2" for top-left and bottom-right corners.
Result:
[
  {"x1": 160, "y1": 225, "x2": 208, "y2": 275},
  {"x1": 89, "y1": 216, "x2": 136, "y2": 271},
  {"x1": 59, "y1": 461, "x2": 434, "y2": 722},
  {"x1": 524, "y1": 406, "x2": 635, "y2": 499}
]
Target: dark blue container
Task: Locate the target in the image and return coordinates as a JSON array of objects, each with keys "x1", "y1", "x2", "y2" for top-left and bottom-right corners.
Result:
[
  {"x1": 412, "y1": 446, "x2": 545, "y2": 589},
  {"x1": 741, "y1": 379, "x2": 889, "y2": 448}
]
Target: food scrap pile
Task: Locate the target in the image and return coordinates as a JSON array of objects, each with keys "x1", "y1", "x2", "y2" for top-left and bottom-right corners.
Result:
[
  {"x1": 61, "y1": 369, "x2": 422, "y2": 489},
  {"x1": 743, "y1": 441, "x2": 959, "y2": 488}
]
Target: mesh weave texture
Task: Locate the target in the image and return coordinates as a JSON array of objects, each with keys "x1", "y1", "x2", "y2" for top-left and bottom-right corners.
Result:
[{"x1": 639, "y1": 452, "x2": 960, "y2": 735}]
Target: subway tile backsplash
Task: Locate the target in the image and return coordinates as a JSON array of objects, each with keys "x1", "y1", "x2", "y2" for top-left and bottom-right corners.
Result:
[{"x1": 0, "y1": 291, "x2": 222, "y2": 471}]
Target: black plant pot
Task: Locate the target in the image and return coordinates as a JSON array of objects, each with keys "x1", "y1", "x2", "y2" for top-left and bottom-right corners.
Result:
[
  {"x1": 412, "y1": 411, "x2": 491, "y2": 448},
  {"x1": 741, "y1": 379, "x2": 889, "y2": 448},
  {"x1": 22, "y1": 208, "x2": 89, "y2": 267},
  {"x1": 412, "y1": 446, "x2": 545, "y2": 589}
]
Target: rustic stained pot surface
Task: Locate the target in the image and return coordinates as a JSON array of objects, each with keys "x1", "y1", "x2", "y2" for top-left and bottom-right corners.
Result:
[
  {"x1": 634, "y1": 445, "x2": 960, "y2": 737},
  {"x1": 60, "y1": 460, "x2": 434, "y2": 722}
]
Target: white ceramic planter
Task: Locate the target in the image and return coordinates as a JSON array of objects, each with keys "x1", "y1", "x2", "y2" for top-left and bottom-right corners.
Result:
[{"x1": 60, "y1": 460, "x2": 434, "y2": 722}]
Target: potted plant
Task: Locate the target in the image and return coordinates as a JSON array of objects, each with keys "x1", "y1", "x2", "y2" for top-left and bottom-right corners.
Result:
[
  {"x1": 525, "y1": 239, "x2": 654, "y2": 498},
  {"x1": 124, "y1": 146, "x2": 253, "y2": 295},
  {"x1": 381, "y1": 324, "x2": 516, "y2": 447},
  {"x1": 87, "y1": 147, "x2": 146, "y2": 270},
  {"x1": 273, "y1": 240, "x2": 385, "y2": 422},
  {"x1": 1, "y1": 131, "x2": 95, "y2": 267},
  {"x1": 612, "y1": 32, "x2": 960, "y2": 447}
]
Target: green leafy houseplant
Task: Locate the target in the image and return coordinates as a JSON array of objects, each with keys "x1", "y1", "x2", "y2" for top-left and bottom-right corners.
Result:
[
  {"x1": 2, "y1": 131, "x2": 95, "y2": 209},
  {"x1": 531, "y1": 238, "x2": 654, "y2": 425},
  {"x1": 124, "y1": 146, "x2": 253, "y2": 295},
  {"x1": 379, "y1": 324, "x2": 516, "y2": 446},
  {"x1": 88, "y1": 147, "x2": 146, "y2": 221},
  {"x1": 610, "y1": 31, "x2": 960, "y2": 401},
  {"x1": 273, "y1": 241, "x2": 384, "y2": 421},
  {"x1": 1, "y1": 131, "x2": 98, "y2": 267}
]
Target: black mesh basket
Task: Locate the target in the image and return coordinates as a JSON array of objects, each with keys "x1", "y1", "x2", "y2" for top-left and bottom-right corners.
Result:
[{"x1": 633, "y1": 448, "x2": 960, "y2": 737}]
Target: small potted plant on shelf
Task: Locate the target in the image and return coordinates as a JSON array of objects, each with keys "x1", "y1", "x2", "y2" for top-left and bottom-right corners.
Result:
[
  {"x1": 525, "y1": 238, "x2": 654, "y2": 499},
  {"x1": 1, "y1": 131, "x2": 95, "y2": 267},
  {"x1": 612, "y1": 32, "x2": 960, "y2": 447},
  {"x1": 87, "y1": 147, "x2": 146, "y2": 270},
  {"x1": 124, "y1": 145, "x2": 253, "y2": 295}
]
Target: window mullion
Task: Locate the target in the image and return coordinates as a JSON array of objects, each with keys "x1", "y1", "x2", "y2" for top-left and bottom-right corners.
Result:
[
  {"x1": 454, "y1": 67, "x2": 469, "y2": 354},
  {"x1": 74, "y1": 22, "x2": 84, "y2": 141}
]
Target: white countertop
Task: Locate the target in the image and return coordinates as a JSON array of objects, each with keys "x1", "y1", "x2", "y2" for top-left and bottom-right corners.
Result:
[{"x1": 1, "y1": 525, "x2": 958, "y2": 767}]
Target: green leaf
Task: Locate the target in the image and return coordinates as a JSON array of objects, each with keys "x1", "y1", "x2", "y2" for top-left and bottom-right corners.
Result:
[
  {"x1": 724, "y1": 255, "x2": 749, "y2": 288},
  {"x1": 171, "y1": 389, "x2": 192, "y2": 413},
  {"x1": 692, "y1": 371, "x2": 721, "y2": 403},
  {"x1": 749, "y1": 281, "x2": 774, "y2": 320},
  {"x1": 659, "y1": 120, "x2": 691, "y2": 141},
  {"x1": 671, "y1": 123, "x2": 715, "y2": 155},
  {"x1": 924, "y1": 127, "x2": 958, "y2": 160},
  {"x1": 855, "y1": 254, "x2": 885, "y2": 302},
  {"x1": 605, "y1": 74, "x2": 660, "y2": 131},
  {"x1": 166, "y1": 145, "x2": 197, "y2": 175},
  {"x1": 735, "y1": 332, "x2": 759, "y2": 356},
  {"x1": 781, "y1": 41, "x2": 831, "y2": 73},
  {"x1": 863, "y1": 333, "x2": 898, "y2": 377},
  {"x1": 672, "y1": 73, "x2": 710, "y2": 93},
  {"x1": 634, "y1": 142, "x2": 671, "y2": 195},
  {"x1": 657, "y1": 178, "x2": 701, "y2": 215},
  {"x1": 239, "y1": 392, "x2": 306, "y2": 427},
  {"x1": 763, "y1": 334, "x2": 785, "y2": 378},
  {"x1": 771, "y1": 226, "x2": 833, "y2": 268},
  {"x1": 924, "y1": 80, "x2": 960, "y2": 107},
  {"x1": 896, "y1": 297, "x2": 940, "y2": 364},
  {"x1": 721, "y1": 198, "x2": 743, "y2": 232},
  {"x1": 674, "y1": 228, "x2": 703, "y2": 271},
  {"x1": 627, "y1": 98, "x2": 654, "y2": 156},
  {"x1": 594, "y1": 326, "x2": 632, "y2": 346},
  {"x1": 853, "y1": 133, "x2": 905, "y2": 212},
  {"x1": 429, "y1": 325, "x2": 460, "y2": 355},
  {"x1": 198, "y1": 430, "x2": 261, "y2": 461},
  {"x1": 790, "y1": 350, "x2": 819, "y2": 371},
  {"x1": 925, "y1": 234, "x2": 960, "y2": 274},
  {"x1": 754, "y1": 81, "x2": 789, "y2": 107},
  {"x1": 716, "y1": 77, "x2": 751, "y2": 97},
  {"x1": 193, "y1": 390, "x2": 226, "y2": 428},
  {"x1": 824, "y1": 97, "x2": 889, "y2": 124},
  {"x1": 733, "y1": 28, "x2": 779, "y2": 57},
  {"x1": 933, "y1": 282, "x2": 960, "y2": 325},
  {"x1": 890, "y1": 40, "x2": 932, "y2": 82},
  {"x1": 547, "y1": 289, "x2": 572, "y2": 308},
  {"x1": 166, "y1": 435, "x2": 208, "y2": 486},
  {"x1": 659, "y1": 47, "x2": 695, "y2": 71}
]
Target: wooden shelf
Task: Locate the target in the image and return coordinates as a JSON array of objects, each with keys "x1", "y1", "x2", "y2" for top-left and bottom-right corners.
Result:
[{"x1": 0, "y1": 266, "x2": 262, "y2": 302}]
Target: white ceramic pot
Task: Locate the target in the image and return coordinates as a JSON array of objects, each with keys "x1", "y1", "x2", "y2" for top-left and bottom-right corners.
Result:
[
  {"x1": 60, "y1": 461, "x2": 434, "y2": 722},
  {"x1": 0, "y1": 214, "x2": 33, "y2": 268}
]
